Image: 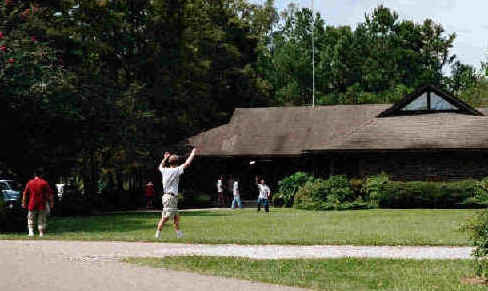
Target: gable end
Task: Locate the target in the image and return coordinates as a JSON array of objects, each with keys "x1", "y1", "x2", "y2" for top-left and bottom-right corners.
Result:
[{"x1": 377, "y1": 85, "x2": 484, "y2": 117}]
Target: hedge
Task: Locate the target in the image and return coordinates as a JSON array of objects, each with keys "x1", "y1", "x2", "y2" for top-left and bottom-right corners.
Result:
[
  {"x1": 293, "y1": 175, "x2": 369, "y2": 211},
  {"x1": 278, "y1": 172, "x2": 488, "y2": 211},
  {"x1": 362, "y1": 174, "x2": 488, "y2": 209}
]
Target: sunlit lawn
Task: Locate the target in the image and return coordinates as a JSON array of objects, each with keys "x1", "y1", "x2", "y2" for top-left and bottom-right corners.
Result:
[
  {"x1": 0, "y1": 208, "x2": 478, "y2": 245},
  {"x1": 125, "y1": 256, "x2": 486, "y2": 291}
]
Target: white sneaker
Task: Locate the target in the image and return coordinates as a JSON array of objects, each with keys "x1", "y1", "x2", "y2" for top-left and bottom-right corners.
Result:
[
  {"x1": 155, "y1": 230, "x2": 161, "y2": 239},
  {"x1": 28, "y1": 232, "x2": 34, "y2": 237},
  {"x1": 176, "y1": 231, "x2": 183, "y2": 238},
  {"x1": 39, "y1": 232, "x2": 44, "y2": 237}
]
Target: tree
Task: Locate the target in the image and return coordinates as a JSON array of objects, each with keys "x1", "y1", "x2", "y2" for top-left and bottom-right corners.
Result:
[
  {"x1": 258, "y1": 5, "x2": 460, "y2": 106},
  {"x1": 0, "y1": 1, "x2": 80, "y2": 179}
]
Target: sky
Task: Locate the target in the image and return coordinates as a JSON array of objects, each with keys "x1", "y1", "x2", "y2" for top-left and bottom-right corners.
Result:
[{"x1": 251, "y1": 0, "x2": 488, "y2": 71}]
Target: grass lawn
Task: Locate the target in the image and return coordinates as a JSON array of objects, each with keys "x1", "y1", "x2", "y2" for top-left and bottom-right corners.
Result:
[
  {"x1": 124, "y1": 256, "x2": 487, "y2": 291},
  {"x1": 0, "y1": 208, "x2": 479, "y2": 245}
]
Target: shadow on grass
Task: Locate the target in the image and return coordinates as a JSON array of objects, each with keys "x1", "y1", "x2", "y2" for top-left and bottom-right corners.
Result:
[
  {"x1": 48, "y1": 213, "x2": 157, "y2": 235},
  {"x1": 180, "y1": 210, "x2": 232, "y2": 217}
]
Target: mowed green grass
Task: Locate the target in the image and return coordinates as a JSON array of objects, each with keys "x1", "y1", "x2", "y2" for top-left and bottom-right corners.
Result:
[
  {"x1": 125, "y1": 256, "x2": 486, "y2": 291},
  {"x1": 0, "y1": 209, "x2": 478, "y2": 245}
]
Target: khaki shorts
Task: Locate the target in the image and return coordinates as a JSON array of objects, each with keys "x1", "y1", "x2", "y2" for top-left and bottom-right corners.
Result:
[
  {"x1": 28, "y1": 210, "x2": 47, "y2": 230},
  {"x1": 162, "y1": 194, "x2": 178, "y2": 219}
]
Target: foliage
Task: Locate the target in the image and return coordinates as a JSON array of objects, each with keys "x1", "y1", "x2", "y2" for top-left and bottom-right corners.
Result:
[
  {"x1": 274, "y1": 171, "x2": 314, "y2": 207},
  {"x1": 54, "y1": 187, "x2": 93, "y2": 216},
  {"x1": 293, "y1": 175, "x2": 368, "y2": 210},
  {"x1": 362, "y1": 174, "x2": 484, "y2": 208},
  {"x1": 459, "y1": 79, "x2": 488, "y2": 107},
  {"x1": 463, "y1": 209, "x2": 488, "y2": 279},
  {"x1": 362, "y1": 173, "x2": 390, "y2": 208},
  {"x1": 258, "y1": 4, "x2": 481, "y2": 106},
  {"x1": 0, "y1": 0, "x2": 276, "y2": 202}
]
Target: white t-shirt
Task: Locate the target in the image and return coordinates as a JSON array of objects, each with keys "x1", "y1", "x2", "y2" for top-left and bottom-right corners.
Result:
[
  {"x1": 233, "y1": 181, "x2": 239, "y2": 197},
  {"x1": 56, "y1": 184, "x2": 64, "y2": 197},
  {"x1": 159, "y1": 165, "x2": 184, "y2": 196},
  {"x1": 217, "y1": 179, "x2": 223, "y2": 192},
  {"x1": 258, "y1": 184, "x2": 270, "y2": 199}
]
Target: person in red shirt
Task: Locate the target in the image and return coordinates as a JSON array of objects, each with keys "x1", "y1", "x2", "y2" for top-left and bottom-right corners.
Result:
[
  {"x1": 144, "y1": 181, "x2": 156, "y2": 209},
  {"x1": 21, "y1": 170, "x2": 54, "y2": 237}
]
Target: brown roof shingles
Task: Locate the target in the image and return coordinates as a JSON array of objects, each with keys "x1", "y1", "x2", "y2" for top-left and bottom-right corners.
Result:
[
  {"x1": 188, "y1": 105, "x2": 388, "y2": 156},
  {"x1": 188, "y1": 105, "x2": 488, "y2": 156},
  {"x1": 312, "y1": 113, "x2": 488, "y2": 151}
]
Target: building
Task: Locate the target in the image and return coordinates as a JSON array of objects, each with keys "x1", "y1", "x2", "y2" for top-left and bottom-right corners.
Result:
[{"x1": 186, "y1": 85, "x2": 488, "y2": 198}]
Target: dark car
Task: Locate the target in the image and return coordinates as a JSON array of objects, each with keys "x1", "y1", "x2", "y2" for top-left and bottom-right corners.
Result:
[{"x1": 0, "y1": 179, "x2": 21, "y2": 209}]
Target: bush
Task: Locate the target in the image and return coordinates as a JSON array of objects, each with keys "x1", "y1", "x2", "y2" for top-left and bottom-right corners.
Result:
[
  {"x1": 274, "y1": 172, "x2": 314, "y2": 207},
  {"x1": 362, "y1": 174, "x2": 482, "y2": 208},
  {"x1": 463, "y1": 209, "x2": 488, "y2": 278},
  {"x1": 294, "y1": 175, "x2": 369, "y2": 211}
]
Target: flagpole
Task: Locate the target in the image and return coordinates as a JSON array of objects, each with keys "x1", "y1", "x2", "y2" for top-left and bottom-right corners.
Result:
[{"x1": 312, "y1": 0, "x2": 315, "y2": 107}]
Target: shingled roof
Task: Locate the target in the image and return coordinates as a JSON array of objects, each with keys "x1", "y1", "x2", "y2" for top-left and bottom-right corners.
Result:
[
  {"x1": 187, "y1": 88, "x2": 488, "y2": 156},
  {"x1": 188, "y1": 104, "x2": 387, "y2": 156},
  {"x1": 308, "y1": 112, "x2": 488, "y2": 152}
]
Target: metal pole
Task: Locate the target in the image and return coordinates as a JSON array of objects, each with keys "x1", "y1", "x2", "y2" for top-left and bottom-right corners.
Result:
[{"x1": 312, "y1": 0, "x2": 315, "y2": 107}]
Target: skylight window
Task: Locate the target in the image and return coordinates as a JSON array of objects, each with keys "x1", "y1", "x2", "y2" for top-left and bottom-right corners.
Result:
[
  {"x1": 430, "y1": 92, "x2": 458, "y2": 110},
  {"x1": 400, "y1": 91, "x2": 458, "y2": 112},
  {"x1": 377, "y1": 85, "x2": 483, "y2": 117},
  {"x1": 401, "y1": 93, "x2": 428, "y2": 111}
]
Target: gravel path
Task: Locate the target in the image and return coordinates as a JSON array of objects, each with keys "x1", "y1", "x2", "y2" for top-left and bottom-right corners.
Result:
[{"x1": 0, "y1": 240, "x2": 474, "y2": 260}]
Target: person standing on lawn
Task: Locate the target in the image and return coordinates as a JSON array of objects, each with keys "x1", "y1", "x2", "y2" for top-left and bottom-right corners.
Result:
[
  {"x1": 231, "y1": 177, "x2": 243, "y2": 209},
  {"x1": 144, "y1": 181, "x2": 156, "y2": 209},
  {"x1": 256, "y1": 177, "x2": 271, "y2": 212},
  {"x1": 21, "y1": 170, "x2": 54, "y2": 237},
  {"x1": 155, "y1": 148, "x2": 197, "y2": 239},
  {"x1": 217, "y1": 176, "x2": 224, "y2": 207}
]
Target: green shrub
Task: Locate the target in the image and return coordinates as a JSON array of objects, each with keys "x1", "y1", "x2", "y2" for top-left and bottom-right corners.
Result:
[
  {"x1": 463, "y1": 209, "x2": 488, "y2": 278},
  {"x1": 293, "y1": 179, "x2": 328, "y2": 210},
  {"x1": 362, "y1": 174, "x2": 481, "y2": 208},
  {"x1": 362, "y1": 173, "x2": 389, "y2": 207},
  {"x1": 294, "y1": 176, "x2": 369, "y2": 211},
  {"x1": 274, "y1": 172, "x2": 315, "y2": 207},
  {"x1": 470, "y1": 177, "x2": 488, "y2": 207}
]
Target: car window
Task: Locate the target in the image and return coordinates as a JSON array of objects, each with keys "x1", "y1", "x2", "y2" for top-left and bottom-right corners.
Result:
[
  {"x1": 0, "y1": 183, "x2": 7, "y2": 191},
  {"x1": 7, "y1": 181, "x2": 18, "y2": 191}
]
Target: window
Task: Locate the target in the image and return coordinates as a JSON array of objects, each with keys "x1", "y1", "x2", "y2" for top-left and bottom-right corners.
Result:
[
  {"x1": 400, "y1": 91, "x2": 458, "y2": 112},
  {"x1": 431, "y1": 92, "x2": 458, "y2": 110},
  {"x1": 0, "y1": 183, "x2": 7, "y2": 191},
  {"x1": 401, "y1": 93, "x2": 428, "y2": 111}
]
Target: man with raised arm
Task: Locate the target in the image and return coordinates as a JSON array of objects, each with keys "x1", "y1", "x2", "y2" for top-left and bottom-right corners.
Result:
[{"x1": 155, "y1": 148, "x2": 197, "y2": 239}]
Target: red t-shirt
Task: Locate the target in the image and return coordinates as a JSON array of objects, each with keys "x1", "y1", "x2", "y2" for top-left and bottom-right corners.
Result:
[
  {"x1": 144, "y1": 184, "x2": 155, "y2": 197},
  {"x1": 23, "y1": 177, "x2": 53, "y2": 211}
]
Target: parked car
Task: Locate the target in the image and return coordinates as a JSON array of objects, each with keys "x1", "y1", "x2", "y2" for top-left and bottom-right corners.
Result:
[{"x1": 0, "y1": 179, "x2": 21, "y2": 209}]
